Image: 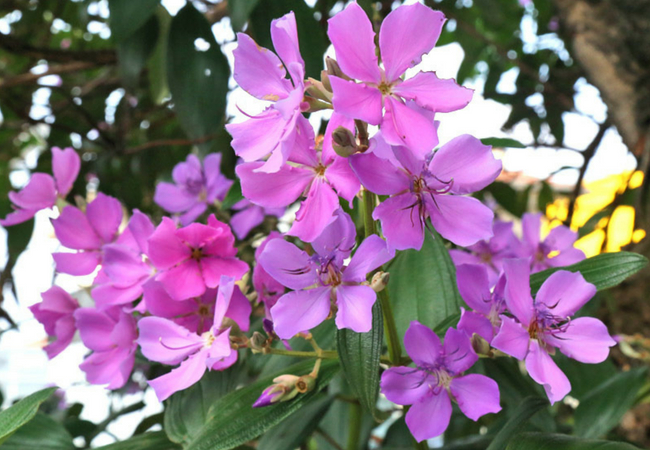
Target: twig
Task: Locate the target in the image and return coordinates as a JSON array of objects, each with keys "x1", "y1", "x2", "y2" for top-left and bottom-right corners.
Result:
[
  {"x1": 0, "y1": 61, "x2": 103, "y2": 88},
  {"x1": 0, "y1": 34, "x2": 116, "y2": 64},
  {"x1": 124, "y1": 134, "x2": 219, "y2": 154}
]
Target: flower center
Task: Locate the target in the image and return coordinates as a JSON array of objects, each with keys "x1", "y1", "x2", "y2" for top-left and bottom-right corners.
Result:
[
  {"x1": 313, "y1": 163, "x2": 327, "y2": 177},
  {"x1": 201, "y1": 331, "x2": 216, "y2": 348},
  {"x1": 198, "y1": 303, "x2": 211, "y2": 318},
  {"x1": 378, "y1": 81, "x2": 393, "y2": 96},
  {"x1": 191, "y1": 248, "x2": 204, "y2": 260}
]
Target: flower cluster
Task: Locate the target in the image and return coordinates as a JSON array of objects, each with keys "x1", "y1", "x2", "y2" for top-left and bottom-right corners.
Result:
[{"x1": 7, "y1": 2, "x2": 618, "y2": 444}]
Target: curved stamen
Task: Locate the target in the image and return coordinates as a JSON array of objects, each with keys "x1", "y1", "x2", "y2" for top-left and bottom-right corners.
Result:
[{"x1": 159, "y1": 337, "x2": 201, "y2": 351}]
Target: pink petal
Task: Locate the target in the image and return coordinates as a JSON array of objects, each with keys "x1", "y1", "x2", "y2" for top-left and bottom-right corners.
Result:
[
  {"x1": 545, "y1": 317, "x2": 615, "y2": 364},
  {"x1": 270, "y1": 287, "x2": 332, "y2": 339},
  {"x1": 52, "y1": 147, "x2": 80, "y2": 196},
  {"x1": 544, "y1": 224, "x2": 578, "y2": 251},
  {"x1": 8, "y1": 173, "x2": 56, "y2": 210},
  {"x1": 329, "y1": 76, "x2": 383, "y2": 125},
  {"x1": 381, "y1": 366, "x2": 431, "y2": 405},
  {"x1": 324, "y1": 156, "x2": 360, "y2": 205},
  {"x1": 142, "y1": 281, "x2": 196, "y2": 318},
  {"x1": 74, "y1": 308, "x2": 116, "y2": 352},
  {"x1": 206, "y1": 329, "x2": 233, "y2": 366},
  {"x1": 426, "y1": 194, "x2": 494, "y2": 247},
  {"x1": 91, "y1": 283, "x2": 144, "y2": 308},
  {"x1": 226, "y1": 109, "x2": 289, "y2": 163},
  {"x1": 456, "y1": 264, "x2": 492, "y2": 314},
  {"x1": 521, "y1": 213, "x2": 542, "y2": 250},
  {"x1": 334, "y1": 285, "x2": 376, "y2": 333},
  {"x1": 224, "y1": 285, "x2": 252, "y2": 332},
  {"x1": 405, "y1": 390, "x2": 451, "y2": 442},
  {"x1": 343, "y1": 235, "x2": 393, "y2": 283},
  {"x1": 546, "y1": 247, "x2": 585, "y2": 268},
  {"x1": 502, "y1": 259, "x2": 535, "y2": 326},
  {"x1": 231, "y1": 206, "x2": 265, "y2": 240},
  {"x1": 381, "y1": 97, "x2": 438, "y2": 157},
  {"x1": 44, "y1": 316, "x2": 76, "y2": 359},
  {"x1": 137, "y1": 316, "x2": 203, "y2": 365},
  {"x1": 0, "y1": 208, "x2": 37, "y2": 226},
  {"x1": 157, "y1": 260, "x2": 206, "y2": 301},
  {"x1": 287, "y1": 179, "x2": 340, "y2": 243},
  {"x1": 270, "y1": 12, "x2": 304, "y2": 71},
  {"x1": 394, "y1": 71, "x2": 473, "y2": 113},
  {"x1": 259, "y1": 239, "x2": 318, "y2": 290},
  {"x1": 127, "y1": 209, "x2": 155, "y2": 254},
  {"x1": 404, "y1": 321, "x2": 442, "y2": 368},
  {"x1": 349, "y1": 152, "x2": 410, "y2": 196},
  {"x1": 80, "y1": 345, "x2": 135, "y2": 389},
  {"x1": 233, "y1": 33, "x2": 291, "y2": 100},
  {"x1": 491, "y1": 315, "x2": 530, "y2": 360},
  {"x1": 53, "y1": 251, "x2": 101, "y2": 275},
  {"x1": 154, "y1": 182, "x2": 198, "y2": 213},
  {"x1": 102, "y1": 244, "x2": 151, "y2": 287},
  {"x1": 311, "y1": 210, "x2": 356, "y2": 261},
  {"x1": 86, "y1": 193, "x2": 122, "y2": 243},
  {"x1": 322, "y1": 112, "x2": 355, "y2": 164},
  {"x1": 458, "y1": 308, "x2": 494, "y2": 343},
  {"x1": 147, "y1": 217, "x2": 191, "y2": 270},
  {"x1": 379, "y1": 3, "x2": 445, "y2": 82},
  {"x1": 442, "y1": 327, "x2": 478, "y2": 374},
  {"x1": 429, "y1": 135, "x2": 502, "y2": 194},
  {"x1": 236, "y1": 161, "x2": 313, "y2": 208},
  {"x1": 327, "y1": 2, "x2": 381, "y2": 83},
  {"x1": 200, "y1": 257, "x2": 249, "y2": 289},
  {"x1": 373, "y1": 193, "x2": 424, "y2": 251},
  {"x1": 40, "y1": 285, "x2": 78, "y2": 314},
  {"x1": 204, "y1": 153, "x2": 233, "y2": 202},
  {"x1": 149, "y1": 350, "x2": 209, "y2": 402},
  {"x1": 176, "y1": 222, "x2": 221, "y2": 249},
  {"x1": 536, "y1": 270, "x2": 596, "y2": 318},
  {"x1": 525, "y1": 339, "x2": 571, "y2": 404},
  {"x1": 450, "y1": 374, "x2": 501, "y2": 421},
  {"x1": 52, "y1": 206, "x2": 101, "y2": 250}
]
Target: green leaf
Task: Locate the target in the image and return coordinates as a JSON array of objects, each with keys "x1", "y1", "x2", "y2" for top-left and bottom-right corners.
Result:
[
  {"x1": 480, "y1": 137, "x2": 527, "y2": 148},
  {"x1": 147, "y1": 6, "x2": 171, "y2": 104},
  {"x1": 388, "y1": 232, "x2": 463, "y2": 346},
  {"x1": 94, "y1": 431, "x2": 181, "y2": 449},
  {"x1": 186, "y1": 359, "x2": 340, "y2": 450},
  {"x1": 229, "y1": 0, "x2": 261, "y2": 32},
  {"x1": 336, "y1": 301, "x2": 383, "y2": 419},
  {"x1": 433, "y1": 312, "x2": 461, "y2": 337},
  {"x1": 0, "y1": 387, "x2": 57, "y2": 445},
  {"x1": 167, "y1": 3, "x2": 230, "y2": 152},
  {"x1": 108, "y1": 0, "x2": 160, "y2": 42},
  {"x1": 1, "y1": 413, "x2": 75, "y2": 450},
  {"x1": 530, "y1": 252, "x2": 648, "y2": 294},
  {"x1": 257, "y1": 394, "x2": 333, "y2": 450},
  {"x1": 486, "y1": 397, "x2": 549, "y2": 450},
  {"x1": 117, "y1": 14, "x2": 159, "y2": 87},
  {"x1": 222, "y1": 178, "x2": 243, "y2": 211},
  {"x1": 538, "y1": 181, "x2": 554, "y2": 212},
  {"x1": 506, "y1": 432, "x2": 640, "y2": 450},
  {"x1": 574, "y1": 367, "x2": 648, "y2": 438},
  {"x1": 165, "y1": 365, "x2": 243, "y2": 445}
]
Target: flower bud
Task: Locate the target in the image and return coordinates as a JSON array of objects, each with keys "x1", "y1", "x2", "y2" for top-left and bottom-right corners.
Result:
[
  {"x1": 371, "y1": 271, "x2": 390, "y2": 292},
  {"x1": 252, "y1": 374, "x2": 301, "y2": 408},
  {"x1": 306, "y1": 78, "x2": 332, "y2": 102},
  {"x1": 325, "y1": 57, "x2": 345, "y2": 78},
  {"x1": 249, "y1": 331, "x2": 267, "y2": 353},
  {"x1": 332, "y1": 126, "x2": 358, "y2": 157},
  {"x1": 470, "y1": 333, "x2": 491, "y2": 357},
  {"x1": 295, "y1": 374, "x2": 316, "y2": 393}
]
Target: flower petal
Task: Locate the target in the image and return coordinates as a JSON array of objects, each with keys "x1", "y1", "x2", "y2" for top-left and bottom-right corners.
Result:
[
  {"x1": 53, "y1": 251, "x2": 101, "y2": 276},
  {"x1": 137, "y1": 316, "x2": 204, "y2": 365},
  {"x1": 236, "y1": 161, "x2": 313, "y2": 208},
  {"x1": 442, "y1": 327, "x2": 478, "y2": 374},
  {"x1": 149, "y1": 350, "x2": 209, "y2": 402},
  {"x1": 349, "y1": 152, "x2": 410, "y2": 196},
  {"x1": 502, "y1": 258, "x2": 535, "y2": 326},
  {"x1": 545, "y1": 317, "x2": 615, "y2": 364},
  {"x1": 270, "y1": 287, "x2": 332, "y2": 339},
  {"x1": 270, "y1": 12, "x2": 304, "y2": 70},
  {"x1": 456, "y1": 264, "x2": 492, "y2": 314},
  {"x1": 426, "y1": 194, "x2": 494, "y2": 247},
  {"x1": 381, "y1": 366, "x2": 430, "y2": 405},
  {"x1": 147, "y1": 217, "x2": 191, "y2": 270},
  {"x1": 231, "y1": 206, "x2": 265, "y2": 240},
  {"x1": 324, "y1": 156, "x2": 360, "y2": 204},
  {"x1": 154, "y1": 182, "x2": 198, "y2": 213},
  {"x1": 8, "y1": 173, "x2": 56, "y2": 210},
  {"x1": 334, "y1": 285, "x2": 376, "y2": 333},
  {"x1": 311, "y1": 210, "x2": 356, "y2": 261},
  {"x1": 74, "y1": 308, "x2": 116, "y2": 352},
  {"x1": 381, "y1": 97, "x2": 438, "y2": 157},
  {"x1": 394, "y1": 71, "x2": 473, "y2": 113},
  {"x1": 343, "y1": 235, "x2": 393, "y2": 283},
  {"x1": 535, "y1": 270, "x2": 596, "y2": 318},
  {"x1": 156, "y1": 260, "x2": 206, "y2": 301},
  {"x1": 200, "y1": 257, "x2": 249, "y2": 289},
  {"x1": 330, "y1": 76, "x2": 383, "y2": 125},
  {"x1": 450, "y1": 374, "x2": 501, "y2": 421},
  {"x1": 458, "y1": 308, "x2": 494, "y2": 343},
  {"x1": 52, "y1": 147, "x2": 80, "y2": 196},
  {"x1": 491, "y1": 315, "x2": 530, "y2": 360},
  {"x1": 288, "y1": 179, "x2": 340, "y2": 243},
  {"x1": 405, "y1": 389, "x2": 452, "y2": 442},
  {"x1": 259, "y1": 238, "x2": 317, "y2": 290},
  {"x1": 404, "y1": 321, "x2": 442, "y2": 368},
  {"x1": 52, "y1": 206, "x2": 101, "y2": 250},
  {"x1": 525, "y1": 339, "x2": 571, "y2": 405},
  {"x1": 86, "y1": 193, "x2": 122, "y2": 243}
]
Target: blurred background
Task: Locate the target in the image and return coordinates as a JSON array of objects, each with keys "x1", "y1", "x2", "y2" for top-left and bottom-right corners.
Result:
[{"x1": 1, "y1": 0, "x2": 649, "y2": 447}]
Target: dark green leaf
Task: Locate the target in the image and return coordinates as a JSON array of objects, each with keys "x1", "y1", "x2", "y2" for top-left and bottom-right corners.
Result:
[
  {"x1": 186, "y1": 359, "x2": 340, "y2": 450},
  {"x1": 0, "y1": 387, "x2": 57, "y2": 445},
  {"x1": 481, "y1": 137, "x2": 527, "y2": 149},
  {"x1": 222, "y1": 178, "x2": 243, "y2": 211},
  {"x1": 383, "y1": 418, "x2": 413, "y2": 449},
  {"x1": 133, "y1": 412, "x2": 164, "y2": 435},
  {"x1": 433, "y1": 313, "x2": 461, "y2": 337},
  {"x1": 486, "y1": 397, "x2": 549, "y2": 450},
  {"x1": 336, "y1": 301, "x2": 382, "y2": 419},
  {"x1": 108, "y1": 0, "x2": 159, "y2": 41},
  {"x1": 530, "y1": 252, "x2": 648, "y2": 294},
  {"x1": 94, "y1": 431, "x2": 181, "y2": 449},
  {"x1": 229, "y1": 0, "x2": 261, "y2": 32},
  {"x1": 118, "y1": 14, "x2": 159, "y2": 87},
  {"x1": 257, "y1": 394, "x2": 333, "y2": 450},
  {"x1": 506, "y1": 432, "x2": 640, "y2": 450},
  {"x1": 148, "y1": 6, "x2": 171, "y2": 104},
  {"x1": 554, "y1": 354, "x2": 616, "y2": 401},
  {"x1": 485, "y1": 182, "x2": 528, "y2": 217},
  {"x1": 574, "y1": 367, "x2": 648, "y2": 438},
  {"x1": 1, "y1": 413, "x2": 75, "y2": 450},
  {"x1": 167, "y1": 3, "x2": 230, "y2": 152},
  {"x1": 388, "y1": 232, "x2": 463, "y2": 346}
]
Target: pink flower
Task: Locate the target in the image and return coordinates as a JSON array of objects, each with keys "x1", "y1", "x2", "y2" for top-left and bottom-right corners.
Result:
[
  {"x1": 137, "y1": 276, "x2": 251, "y2": 401},
  {"x1": 1, "y1": 147, "x2": 80, "y2": 226},
  {"x1": 327, "y1": 3, "x2": 473, "y2": 156},
  {"x1": 51, "y1": 193, "x2": 123, "y2": 276},
  {"x1": 491, "y1": 259, "x2": 616, "y2": 404},
  {"x1": 230, "y1": 199, "x2": 284, "y2": 240},
  {"x1": 30, "y1": 286, "x2": 79, "y2": 359},
  {"x1": 226, "y1": 12, "x2": 311, "y2": 173},
  {"x1": 75, "y1": 306, "x2": 138, "y2": 389},
  {"x1": 154, "y1": 154, "x2": 232, "y2": 225},
  {"x1": 252, "y1": 232, "x2": 285, "y2": 315},
  {"x1": 147, "y1": 215, "x2": 248, "y2": 301}
]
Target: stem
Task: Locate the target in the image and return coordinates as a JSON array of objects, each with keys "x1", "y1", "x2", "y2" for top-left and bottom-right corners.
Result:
[
  {"x1": 265, "y1": 347, "x2": 338, "y2": 359},
  {"x1": 362, "y1": 188, "x2": 376, "y2": 236},
  {"x1": 346, "y1": 402, "x2": 362, "y2": 450}
]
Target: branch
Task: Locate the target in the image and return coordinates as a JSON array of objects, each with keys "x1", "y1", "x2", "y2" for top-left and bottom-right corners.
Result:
[
  {"x1": 0, "y1": 34, "x2": 117, "y2": 64},
  {"x1": 0, "y1": 61, "x2": 100, "y2": 88},
  {"x1": 123, "y1": 134, "x2": 219, "y2": 154}
]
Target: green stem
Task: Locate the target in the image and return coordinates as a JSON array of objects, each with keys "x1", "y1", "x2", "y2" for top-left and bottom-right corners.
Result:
[
  {"x1": 265, "y1": 348, "x2": 338, "y2": 359},
  {"x1": 346, "y1": 402, "x2": 362, "y2": 450},
  {"x1": 362, "y1": 188, "x2": 376, "y2": 236}
]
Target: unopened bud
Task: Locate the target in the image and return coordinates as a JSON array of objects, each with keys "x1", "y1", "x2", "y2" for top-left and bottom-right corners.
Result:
[
  {"x1": 304, "y1": 95, "x2": 332, "y2": 113},
  {"x1": 321, "y1": 70, "x2": 332, "y2": 92},
  {"x1": 470, "y1": 333, "x2": 491, "y2": 356},
  {"x1": 332, "y1": 126, "x2": 358, "y2": 157},
  {"x1": 295, "y1": 374, "x2": 316, "y2": 393},
  {"x1": 252, "y1": 374, "x2": 301, "y2": 408},
  {"x1": 325, "y1": 57, "x2": 345, "y2": 79},
  {"x1": 307, "y1": 78, "x2": 332, "y2": 101},
  {"x1": 371, "y1": 272, "x2": 390, "y2": 292},
  {"x1": 249, "y1": 332, "x2": 267, "y2": 354}
]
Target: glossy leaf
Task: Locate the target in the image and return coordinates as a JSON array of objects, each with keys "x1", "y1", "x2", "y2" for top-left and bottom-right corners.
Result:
[
  {"x1": 530, "y1": 252, "x2": 648, "y2": 294},
  {"x1": 487, "y1": 397, "x2": 549, "y2": 450},
  {"x1": 147, "y1": 6, "x2": 172, "y2": 104},
  {"x1": 229, "y1": 0, "x2": 261, "y2": 32},
  {"x1": 95, "y1": 431, "x2": 181, "y2": 449},
  {"x1": 506, "y1": 432, "x2": 640, "y2": 450},
  {"x1": 186, "y1": 359, "x2": 340, "y2": 450},
  {"x1": 108, "y1": 0, "x2": 159, "y2": 41},
  {"x1": 1, "y1": 413, "x2": 75, "y2": 450},
  {"x1": 118, "y1": 14, "x2": 159, "y2": 87},
  {"x1": 388, "y1": 232, "x2": 463, "y2": 346},
  {"x1": 0, "y1": 387, "x2": 57, "y2": 445},
  {"x1": 480, "y1": 137, "x2": 527, "y2": 149},
  {"x1": 336, "y1": 301, "x2": 383, "y2": 419}
]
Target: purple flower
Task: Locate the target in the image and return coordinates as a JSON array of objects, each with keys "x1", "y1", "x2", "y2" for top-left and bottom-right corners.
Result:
[
  {"x1": 51, "y1": 193, "x2": 123, "y2": 276},
  {"x1": 236, "y1": 141, "x2": 359, "y2": 242},
  {"x1": 327, "y1": 3, "x2": 472, "y2": 156},
  {"x1": 1, "y1": 147, "x2": 80, "y2": 226},
  {"x1": 230, "y1": 199, "x2": 284, "y2": 240},
  {"x1": 147, "y1": 214, "x2": 249, "y2": 301},
  {"x1": 456, "y1": 264, "x2": 506, "y2": 343},
  {"x1": 253, "y1": 232, "x2": 286, "y2": 315},
  {"x1": 226, "y1": 12, "x2": 311, "y2": 173},
  {"x1": 351, "y1": 135, "x2": 501, "y2": 250},
  {"x1": 154, "y1": 154, "x2": 232, "y2": 225},
  {"x1": 137, "y1": 276, "x2": 251, "y2": 401},
  {"x1": 30, "y1": 286, "x2": 79, "y2": 359},
  {"x1": 260, "y1": 211, "x2": 393, "y2": 338},
  {"x1": 491, "y1": 259, "x2": 616, "y2": 404},
  {"x1": 517, "y1": 213, "x2": 586, "y2": 272},
  {"x1": 450, "y1": 220, "x2": 519, "y2": 285},
  {"x1": 380, "y1": 323, "x2": 501, "y2": 442},
  {"x1": 74, "y1": 306, "x2": 138, "y2": 389}
]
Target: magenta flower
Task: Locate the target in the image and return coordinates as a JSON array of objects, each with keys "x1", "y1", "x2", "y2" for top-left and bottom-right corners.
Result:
[
  {"x1": 351, "y1": 135, "x2": 501, "y2": 251},
  {"x1": 1, "y1": 147, "x2": 80, "y2": 226},
  {"x1": 252, "y1": 232, "x2": 285, "y2": 315},
  {"x1": 517, "y1": 213, "x2": 586, "y2": 272},
  {"x1": 154, "y1": 154, "x2": 232, "y2": 225},
  {"x1": 456, "y1": 264, "x2": 506, "y2": 343},
  {"x1": 327, "y1": 3, "x2": 472, "y2": 156},
  {"x1": 381, "y1": 323, "x2": 501, "y2": 442},
  {"x1": 491, "y1": 259, "x2": 616, "y2": 404},
  {"x1": 230, "y1": 199, "x2": 284, "y2": 240},
  {"x1": 260, "y1": 212, "x2": 393, "y2": 338},
  {"x1": 30, "y1": 286, "x2": 79, "y2": 359},
  {"x1": 74, "y1": 306, "x2": 137, "y2": 389},
  {"x1": 226, "y1": 12, "x2": 311, "y2": 173},
  {"x1": 147, "y1": 214, "x2": 248, "y2": 301},
  {"x1": 236, "y1": 141, "x2": 359, "y2": 242},
  {"x1": 51, "y1": 192, "x2": 123, "y2": 276},
  {"x1": 137, "y1": 276, "x2": 251, "y2": 401},
  {"x1": 449, "y1": 220, "x2": 519, "y2": 286}
]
